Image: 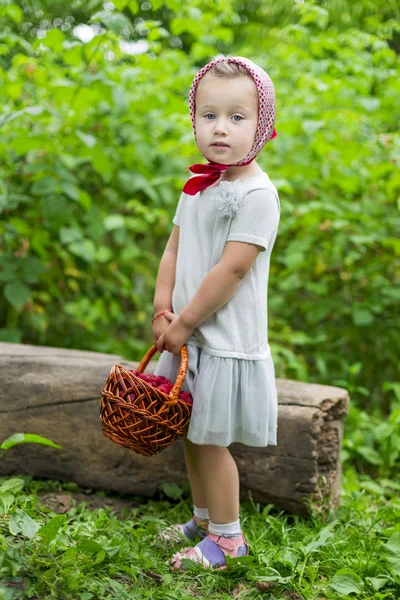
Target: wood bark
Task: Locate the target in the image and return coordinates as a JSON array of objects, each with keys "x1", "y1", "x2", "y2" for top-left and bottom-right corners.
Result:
[{"x1": 0, "y1": 342, "x2": 349, "y2": 515}]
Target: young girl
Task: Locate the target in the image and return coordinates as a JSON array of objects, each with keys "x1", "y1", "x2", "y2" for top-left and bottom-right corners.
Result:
[{"x1": 151, "y1": 56, "x2": 280, "y2": 571}]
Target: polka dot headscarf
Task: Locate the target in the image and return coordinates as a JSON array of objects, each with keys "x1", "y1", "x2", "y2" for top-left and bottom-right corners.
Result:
[{"x1": 182, "y1": 56, "x2": 277, "y2": 195}]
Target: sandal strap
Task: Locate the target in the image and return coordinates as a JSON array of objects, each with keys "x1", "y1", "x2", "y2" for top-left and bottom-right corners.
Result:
[
  {"x1": 170, "y1": 533, "x2": 248, "y2": 571},
  {"x1": 207, "y1": 532, "x2": 248, "y2": 555}
]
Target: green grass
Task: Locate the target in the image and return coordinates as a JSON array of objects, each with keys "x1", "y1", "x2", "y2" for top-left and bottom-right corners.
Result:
[{"x1": 1, "y1": 469, "x2": 399, "y2": 600}]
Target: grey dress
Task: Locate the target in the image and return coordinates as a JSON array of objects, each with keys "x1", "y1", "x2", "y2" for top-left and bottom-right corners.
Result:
[{"x1": 154, "y1": 171, "x2": 280, "y2": 447}]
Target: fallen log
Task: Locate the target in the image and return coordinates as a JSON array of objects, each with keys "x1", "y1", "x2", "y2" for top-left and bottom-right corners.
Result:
[{"x1": 0, "y1": 342, "x2": 349, "y2": 516}]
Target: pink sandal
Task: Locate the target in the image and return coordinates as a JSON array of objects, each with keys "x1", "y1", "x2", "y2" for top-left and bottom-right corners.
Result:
[{"x1": 169, "y1": 532, "x2": 249, "y2": 571}]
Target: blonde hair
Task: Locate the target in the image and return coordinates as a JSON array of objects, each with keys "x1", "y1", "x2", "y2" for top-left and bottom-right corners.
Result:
[
  {"x1": 205, "y1": 61, "x2": 258, "y2": 99},
  {"x1": 208, "y1": 61, "x2": 252, "y2": 80}
]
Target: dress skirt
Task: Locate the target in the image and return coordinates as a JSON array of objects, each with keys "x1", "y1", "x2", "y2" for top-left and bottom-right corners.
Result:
[{"x1": 153, "y1": 343, "x2": 278, "y2": 447}]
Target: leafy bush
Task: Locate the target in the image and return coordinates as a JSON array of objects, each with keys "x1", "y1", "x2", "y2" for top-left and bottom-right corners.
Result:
[{"x1": 0, "y1": 1, "x2": 399, "y2": 476}]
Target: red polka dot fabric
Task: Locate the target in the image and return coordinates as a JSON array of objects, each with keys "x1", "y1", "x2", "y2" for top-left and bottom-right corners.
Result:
[{"x1": 188, "y1": 55, "x2": 277, "y2": 167}]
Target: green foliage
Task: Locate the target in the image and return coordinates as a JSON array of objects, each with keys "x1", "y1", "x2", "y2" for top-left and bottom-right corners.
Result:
[
  {"x1": 0, "y1": 433, "x2": 61, "y2": 453},
  {"x1": 0, "y1": 0, "x2": 399, "y2": 479},
  {"x1": 0, "y1": 473, "x2": 399, "y2": 598}
]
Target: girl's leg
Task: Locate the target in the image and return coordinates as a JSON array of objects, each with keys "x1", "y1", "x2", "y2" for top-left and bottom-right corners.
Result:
[
  {"x1": 156, "y1": 430, "x2": 209, "y2": 546},
  {"x1": 188, "y1": 442, "x2": 240, "y2": 524},
  {"x1": 182, "y1": 429, "x2": 208, "y2": 509},
  {"x1": 170, "y1": 442, "x2": 248, "y2": 570}
]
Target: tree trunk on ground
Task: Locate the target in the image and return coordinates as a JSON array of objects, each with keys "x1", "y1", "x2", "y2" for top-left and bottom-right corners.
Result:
[{"x1": 0, "y1": 342, "x2": 349, "y2": 516}]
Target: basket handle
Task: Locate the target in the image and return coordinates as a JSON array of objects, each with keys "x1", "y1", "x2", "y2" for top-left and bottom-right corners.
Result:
[{"x1": 136, "y1": 344, "x2": 189, "y2": 403}]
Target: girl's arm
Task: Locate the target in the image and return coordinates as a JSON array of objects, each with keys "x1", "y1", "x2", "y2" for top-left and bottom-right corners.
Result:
[
  {"x1": 178, "y1": 240, "x2": 261, "y2": 330},
  {"x1": 153, "y1": 225, "x2": 179, "y2": 314}
]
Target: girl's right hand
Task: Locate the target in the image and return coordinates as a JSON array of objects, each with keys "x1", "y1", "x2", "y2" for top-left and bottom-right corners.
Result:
[{"x1": 152, "y1": 315, "x2": 171, "y2": 353}]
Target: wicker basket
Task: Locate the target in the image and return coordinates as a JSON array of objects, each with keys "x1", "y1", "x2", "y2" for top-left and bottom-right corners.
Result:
[{"x1": 100, "y1": 344, "x2": 192, "y2": 456}]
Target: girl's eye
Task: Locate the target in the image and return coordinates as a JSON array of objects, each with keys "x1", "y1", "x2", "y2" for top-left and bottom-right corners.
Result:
[{"x1": 204, "y1": 114, "x2": 244, "y2": 121}]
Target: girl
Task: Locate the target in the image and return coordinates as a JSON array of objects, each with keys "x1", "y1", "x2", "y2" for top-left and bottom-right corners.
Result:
[{"x1": 151, "y1": 56, "x2": 280, "y2": 571}]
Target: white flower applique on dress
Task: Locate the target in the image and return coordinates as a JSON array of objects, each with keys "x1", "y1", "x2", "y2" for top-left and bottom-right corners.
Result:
[{"x1": 213, "y1": 179, "x2": 246, "y2": 217}]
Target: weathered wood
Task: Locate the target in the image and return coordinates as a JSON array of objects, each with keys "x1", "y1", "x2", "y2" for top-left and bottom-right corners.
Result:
[{"x1": 0, "y1": 342, "x2": 349, "y2": 515}]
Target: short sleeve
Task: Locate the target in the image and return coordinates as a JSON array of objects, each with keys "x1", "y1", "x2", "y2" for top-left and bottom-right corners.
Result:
[
  {"x1": 226, "y1": 187, "x2": 280, "y2": 252},
  {"x1": 172, "y1": 192, "x2": 184, "y2": 227}
]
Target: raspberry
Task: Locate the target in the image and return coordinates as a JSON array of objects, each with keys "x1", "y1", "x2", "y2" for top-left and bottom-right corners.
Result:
[
  {"x1": 158, "y1": 385, "x2": 170, "y2": 394},
  {"x1": 125, "y1": 370, "x2": 192, "y2": 405},
  {"x1": 179, "y1": 391, "x2": 193, "y2": 405}
]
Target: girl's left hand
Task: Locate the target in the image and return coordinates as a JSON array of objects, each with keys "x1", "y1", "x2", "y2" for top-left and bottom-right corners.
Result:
[{"x1": 157, "y1": 311, "x2": 194, "y2": 356}]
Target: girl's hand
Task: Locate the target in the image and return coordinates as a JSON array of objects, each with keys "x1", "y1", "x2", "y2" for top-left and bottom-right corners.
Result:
[
  {"x1": 152, "y1": 314, "x2": 172, "y2": 353},
  {"x1": 158, "y1": 310, "x2": 194, "y2": 356}
]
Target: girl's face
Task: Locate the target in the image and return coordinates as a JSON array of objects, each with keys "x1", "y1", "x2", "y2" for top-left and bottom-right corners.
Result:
[{"x1": 194, "y1": 72, "x2": 259, "y2": 165}]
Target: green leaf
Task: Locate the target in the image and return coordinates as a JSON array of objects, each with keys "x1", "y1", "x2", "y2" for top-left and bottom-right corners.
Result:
[
  {"x1": 0, "y1": 492, "x2": 15, "y2": 515},
  {"x1": 256, "y1": 568, "x2": 294, "y2": 584},
  {"x1": 366, "y1": 576, "x2": 389, "y2": 591},
  {"x1": 61, "y1": 183, "x2": 81, "y2": 202},
  {"x1": 330, "y1": 568, "x2": 364, "y2": 595},
  {"x1": 104, "y1": 215, "x2": 125, "y2": 231},
  {"x1": 68, "y1": 239, "x2": 97, "y2": 263},
  {"x1": 357, "y1": 445, "x2": 382, "y2": 465},
  {"x1": 303, "y1": 523, "x2": 336, "y2": 555},
  {"x1": 90, "y1": 146, "x2": 113, "y2": 182},
  {"x1": 384, "y1": 532, "x2": 400, "y2": 556},
  {"x1": 0, "y1": 4, "x2": 23, "y2": 23},
  {"x1": 76, "y1": 130, "x2": 97, "y2": 148},
  {"x1": 41, "y1": 195, "x2": 70, "y2": 228},
  {"x1": 38, "y1": 515, "x2": 67, "y2": 546},
  {"x1": 0, "y1": 478, "x2": 25, "y2": 494},
  {"x1": 386, "y1": 556, "x2": 400, "y2": 577},
  {"x1": 76, "y1": 540, "x2": 105, "y2": 556},
  {"x1": 40, "y1": 28, "x2": 65, "y2": 53},
  {"x1": 161, "y1": 483, "x2": 184, "y2": 500},
  {"x1": 94, "y1": 549, "x2": 107, "y2": 564},
  {"x1": 1, "y1": 433, "x2": 61, "y2": 450},
  {"x1": 31, "y1": 177, "x2": 60, "y2": 196},
  {"x1": 9, "y1": 509, "x2": 41, "y2": 539},
  {"x1": 0, "y1": 581, "x2": 17, "y2": 600},
  {"x1": 225, "y1": 554, "x2": 256, "y2": 566},
  {"x1": 0, "y1": 545, "x2": 22, "y2": 578},
  {"x1": 0, "y1": 106, "x2": 44, "y2": 128},
  {"x1": 21, "y1": 257, "x2": 47, "y2": 283},
  {"x1": 3, "y1": 281, "x2": 31, "y2": 312},
  {"x1": 359, "y1": 97, "x2": 380, "y2": 112},
  {"x1": 59, "y1": 227, "x2": 83, "y2": 245},
  {"x1": 91, "y1": 11, "x2": 133, "y2": 35},
  {"x1": 360, "y1": 480, "x2": 385, "y2": 495},
  {"x1": 352, "y1": 308, "x2": 375, "y2": 326},
  {"x1": 113, "y1": 0, "x2": 131, "y2": 8},
  {"x1": 303, "y1": 119, "x2": 325, "y2": 134}
]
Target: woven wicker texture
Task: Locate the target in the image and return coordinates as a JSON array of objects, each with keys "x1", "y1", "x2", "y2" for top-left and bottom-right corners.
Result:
[{"x1": 100, "y1": 345, "x2": 192, "y2": 456}]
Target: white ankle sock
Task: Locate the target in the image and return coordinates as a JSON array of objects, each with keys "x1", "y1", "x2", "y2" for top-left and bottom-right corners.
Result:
[
  {"x1": 193, "y1": 505, "x2": 209, "y2": 520},
  {"x1": 208, "y1": 518, "x2": 241, "y2": 537}
]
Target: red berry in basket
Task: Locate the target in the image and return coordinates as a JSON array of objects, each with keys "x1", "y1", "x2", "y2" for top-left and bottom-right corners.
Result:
[
  {"x1": 158, "y1": 385, "x2": 170, "y2": 394},
  {"x1": 180, "y1": 392, "x2": 193, "y2": 405}
]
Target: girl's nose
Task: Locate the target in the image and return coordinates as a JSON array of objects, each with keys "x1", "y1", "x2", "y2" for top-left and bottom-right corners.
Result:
[{"x1": 213, "y1": 118, "x2": 229, "y2": 134}]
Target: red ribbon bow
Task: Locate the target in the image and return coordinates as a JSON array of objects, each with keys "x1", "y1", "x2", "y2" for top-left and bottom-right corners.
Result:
[{"x1": 182, "y1": 162, "x2": 228, "y2": 196}]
